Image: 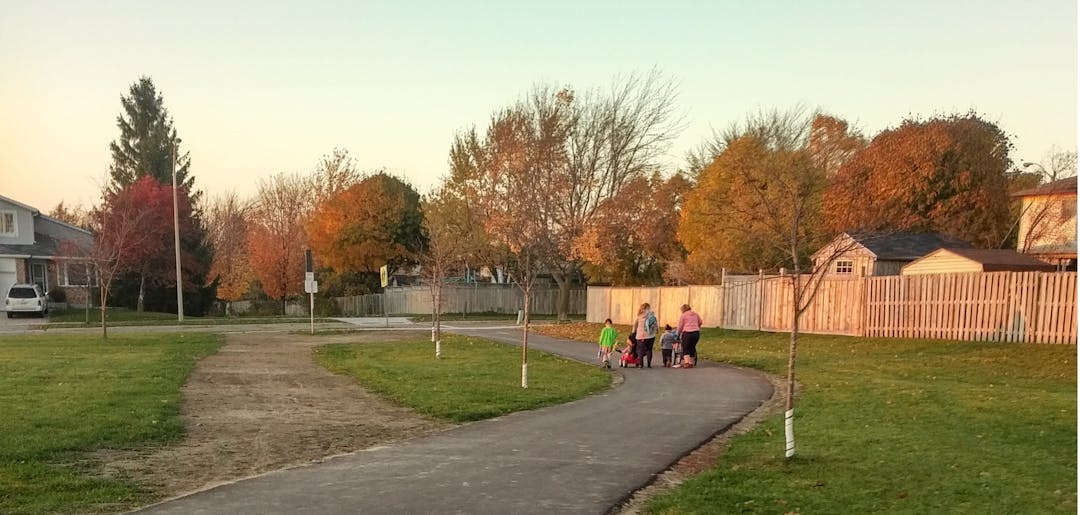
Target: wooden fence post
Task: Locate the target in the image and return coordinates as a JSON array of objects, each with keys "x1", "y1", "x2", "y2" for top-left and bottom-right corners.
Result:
[
  {"x1": 719, "y1": 268, "x2": 727, "y2": 328},
  {"x1": 757, "y1": 269, "x2": 764, "y2": 332},
  {"x1": 859, "y1": 271, "x2": 868, "y2": 337}
]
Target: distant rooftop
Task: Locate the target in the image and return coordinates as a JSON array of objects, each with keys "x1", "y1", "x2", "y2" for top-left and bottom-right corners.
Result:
[
  {"x1": 853, "y1": 232, "x2": 972, "y2": 261},
  {"x1": 941, "y1": 248, "x2": 1057, "y2": 271},
  {"x1": 1012, "y1": 176, "x2": 1077, "y2": 197}
]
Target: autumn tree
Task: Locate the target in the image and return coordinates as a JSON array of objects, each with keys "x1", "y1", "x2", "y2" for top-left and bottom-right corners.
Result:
[
  {"x1": 575, "y1": 171, "x2": 690, "y2": 285},
  {"x1": 680, "y1": 107, "x2": 869, "y2": 458},
  {"x1": 305, "y1": 172, "x2": 425, "y2": 294},
  {"x1": 86, "y1": 184, "x2": 160, "y2": 337},
  {"x1": 680, "y1": 110, "x2": 860, "y2": 276},
  {"x1": 92, "y1": 177, "x2": 207, "y2": 314},
  {"x1": 420, "y1": 189, "x2": 466, "y2": 358},
  {"x1": 49, "y1": 201, "x2": 92, "y2": 230},
  {"x1": 807, "y1": 114, "x2": 866, "y2": 178},
  {"x1": 309, "y1": 147, "x2": 364, "y2": 205},
  {"x1": 824, "y1": 113, "x2": 1014, "y2": 248},
  {"x1": 206, "y1": 192, "x2": 253, "y2": 313},
  {"x1": 248, "y1": 173, "x2": 309, "y2": 313},
  {"x1": 445, "y1": 72, "x2": 681, "y2": 318}
]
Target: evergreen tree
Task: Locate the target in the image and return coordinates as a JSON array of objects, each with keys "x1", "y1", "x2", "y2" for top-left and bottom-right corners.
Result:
[{"x1": 108, "y1": 76, "x2": 193, "y2": 192}]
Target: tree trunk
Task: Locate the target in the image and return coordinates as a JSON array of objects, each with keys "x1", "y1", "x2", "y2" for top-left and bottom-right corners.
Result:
[
  {"x1": 137, "y1": 273, "x2": 145, "y2": 313},
  {"x1": 100, "y1": 286, "x2": 108, "y2": 339},
  {"x1": 281, "y1": 297, "x2": 287, "y2": 316},
  {"x1": 551, "y1": 270, "x2": 571, "y2": 322},
  {"x1": 785, "y1": 275, "x2": 799, "y2": 459},
  {"x1": 521, "y1": 286, "x2": 530, "y2": 389},
  {"x1": 433, "y1": 278, "x2": 442, "y2": 359}
]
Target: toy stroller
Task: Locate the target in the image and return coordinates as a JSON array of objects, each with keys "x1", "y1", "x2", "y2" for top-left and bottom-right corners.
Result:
[{"x1": 619, "y1": 344, "x2": 641, "y2": 368}]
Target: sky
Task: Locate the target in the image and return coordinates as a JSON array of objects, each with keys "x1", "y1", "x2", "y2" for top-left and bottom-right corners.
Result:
[{"x1": 1, "y1": 0, "x2": 1076, "y2": 212}]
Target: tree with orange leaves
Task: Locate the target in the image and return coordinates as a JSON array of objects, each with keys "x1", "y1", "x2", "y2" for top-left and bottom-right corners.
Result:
[
  {"x1": 824, "y1": 113, "x2": 1013, "y2": 248},
  {"x1": 206, "y1": 191, "x2": 252, "y2": 313},
  {"x1": 248, "y1": 173, "x2": 308, "y2": 313},
  {"x1": 305, "y1": 172, "x2": 424, "y2": 293},
  {"x1": 575, "y1": 171, "x2": 690, "y2": 285}
]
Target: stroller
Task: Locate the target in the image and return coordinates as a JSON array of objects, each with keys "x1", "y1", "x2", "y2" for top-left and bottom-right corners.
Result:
[{"x1": 619, "y1": 340, "x2": 641, "y2": 368}]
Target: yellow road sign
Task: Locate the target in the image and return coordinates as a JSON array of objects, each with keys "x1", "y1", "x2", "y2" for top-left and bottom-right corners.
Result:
[{"x1": 380, "y1": 265, "x2": 389, "y2": 288}]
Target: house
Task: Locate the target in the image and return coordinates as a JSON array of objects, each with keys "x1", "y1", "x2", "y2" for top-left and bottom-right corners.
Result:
[
  {"x1": 1012, "y1": 176, "x2": 1077, "y2": 270},
  {"x1": 901, "y1": 248, "x2": 1058, "y2": 275},
  {"x1": 0, "y1": 195, "x2": 94, "y2": 307},
  {"x1": 812, "y1": 232, "x2": 972, "y2": 277}
]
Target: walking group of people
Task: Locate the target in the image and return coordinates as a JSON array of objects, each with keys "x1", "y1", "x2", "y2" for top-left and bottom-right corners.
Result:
[{"x1": 596, "y1": 302, "x2": 703, "y2": 369}]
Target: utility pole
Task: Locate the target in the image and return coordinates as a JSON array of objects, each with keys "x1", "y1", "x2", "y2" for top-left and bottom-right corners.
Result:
[{"x1": 171, "y1": 138, "x2": 184, "y2": 321}]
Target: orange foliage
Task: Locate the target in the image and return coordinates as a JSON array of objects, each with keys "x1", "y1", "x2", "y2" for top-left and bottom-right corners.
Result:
[
  {"x1": 824, "y1": 114, "x2": 1013, "y2": 248},
  {"x1": 247, "y1": 173, "x2": 308, "y2": 302},
  {"x1": 305, "y1": 173, "x2": 423, "y2": 274}
]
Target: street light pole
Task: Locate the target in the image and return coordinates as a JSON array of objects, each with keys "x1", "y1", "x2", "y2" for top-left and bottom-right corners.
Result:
[{"x1": 171, "y1": 138, "x2": 185, "y2": 322}]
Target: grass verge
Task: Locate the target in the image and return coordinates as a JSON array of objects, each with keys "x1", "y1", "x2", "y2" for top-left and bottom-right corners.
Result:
[
  {"x1": 0, "y1": 332, "x2": 221, "y2": 514},
  {"x1": 314, "y1": 334, "x2": 609, "y2": 422},
  {"x1": 45, "y1": 308, "x2": 341, "y2": 328},
  {"x1": 533, "y1": 323, "x2": 1077, "y2": 514}
]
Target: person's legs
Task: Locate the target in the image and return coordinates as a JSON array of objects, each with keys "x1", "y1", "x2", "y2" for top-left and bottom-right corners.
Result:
[
  {"x1": 684, "y1": 331, "x2": 700, "y2": 367},
  {"x1": 662, "y1": 348, "x2": 672, "y2": 367},
  {"x1": 645, "y1": 338, "x2": 655, "y2": 367}
]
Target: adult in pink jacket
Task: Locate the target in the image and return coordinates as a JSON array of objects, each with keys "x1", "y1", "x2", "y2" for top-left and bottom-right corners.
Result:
[{"x1": 676, "y1": 304, "x2": 703, "y2": 367}]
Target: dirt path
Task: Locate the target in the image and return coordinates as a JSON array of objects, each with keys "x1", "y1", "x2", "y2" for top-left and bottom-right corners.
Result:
[{"x1": 95, "y1": 330, "x2": 451, "y2": 503}]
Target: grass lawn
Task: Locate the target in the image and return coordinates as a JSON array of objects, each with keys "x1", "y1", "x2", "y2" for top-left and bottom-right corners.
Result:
[
  {"x1": 46, "y1": 308, "x2": 340, "y2": 328},
  {"x1": 314, "y1": 334, "x2": 610, "y2": 422},
  {"x1": 533, "y1": 323, "x2": 1077, "y2": 514},
  {"x1": 0, "y1": 333, "x2": 221, "y2": 514}
]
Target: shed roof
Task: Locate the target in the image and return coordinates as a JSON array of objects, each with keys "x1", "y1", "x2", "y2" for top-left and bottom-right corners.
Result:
[
  {"x1": 853, "y1": 232, "x2": 972, "y2": 261},
  {"x1": 1011, "y1": 176, "x2": 1077, "y2": 197},
  {"x1": 907, "y1": 248, "x2": 1058, "y2": 272}
]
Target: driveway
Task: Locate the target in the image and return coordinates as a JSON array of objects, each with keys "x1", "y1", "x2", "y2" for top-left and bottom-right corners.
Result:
[
  {"x1": 137, "y1": 324, "x2": 774, "y2": 514},
  {"x1": 0, "y1": 311, "x2": 46, "y2": 330}
]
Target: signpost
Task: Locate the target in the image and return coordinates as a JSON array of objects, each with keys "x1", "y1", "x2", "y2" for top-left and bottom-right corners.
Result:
[
  {"x1": 304, "y1": 250, "x2": 317, "y2": 334},
  {"x1": 380, "y1": 264, "x2": 389, "y2": 327}
]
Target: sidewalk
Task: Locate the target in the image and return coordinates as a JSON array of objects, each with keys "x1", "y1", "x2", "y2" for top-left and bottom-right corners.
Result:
[{"x1": 137, "y1": 326, "x2": 773, "y2": 514}]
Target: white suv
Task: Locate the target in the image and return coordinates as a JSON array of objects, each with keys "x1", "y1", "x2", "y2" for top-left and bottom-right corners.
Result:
[{"x1": 5, "y1": 284, "x2": 48, "y2": 318}]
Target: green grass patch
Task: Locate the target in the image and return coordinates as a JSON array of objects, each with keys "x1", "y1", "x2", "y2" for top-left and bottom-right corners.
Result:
[
  {"x1": 534, "y1": 323, "x2": 1077, "y2": 514},
  {"x1": 314, "y1": 334, "x2": 610, "y2": 422},
  {"x1": 46, "y1": 308, "x2": 340, "y2": 328},
  {"x1": 0, "y1": 332, "x2": 221, "y2": 514}
]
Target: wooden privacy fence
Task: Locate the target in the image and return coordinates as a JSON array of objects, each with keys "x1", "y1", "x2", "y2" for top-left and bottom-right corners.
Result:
[
  {"x1": 588, "y1": 271, "x2": 1076, "y2": 344},
  {"x1": 335, "y1": 285, "x2": 586, "y2": 316}
]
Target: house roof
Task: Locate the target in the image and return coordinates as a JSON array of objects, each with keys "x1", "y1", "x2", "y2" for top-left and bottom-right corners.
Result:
[
  {"x1": 1011, "y1": 176, "x2": 1078, "y2": 197},
  {"x1": 908, "y1": 248, "x2": 1058, "y2": 272},
  {"x1": 847, "y1": 232, "x2": 972, "y2": 261},
  {"x1": 0, "y1": 196, "x2": 93, "y2": 259},
  {"x1": 0, "y1": 194, "x2": 41, "y2": 215},
  {"x1": 0, "y1": 231, "x2": 66, "y2": 258}
]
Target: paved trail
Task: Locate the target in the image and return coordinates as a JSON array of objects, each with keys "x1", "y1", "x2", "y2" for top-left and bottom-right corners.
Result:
[{"x1": 138, "y1": 326, "x2": 773, "y2": 514}]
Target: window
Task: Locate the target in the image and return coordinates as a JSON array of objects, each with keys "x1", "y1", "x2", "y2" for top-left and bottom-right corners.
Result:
[
  {"x1": 61, "y1": 262, "x2": 97, "y2": 287},
  {"x1": 834, "y1": 260, "x2": 854, "y2": 274},
  {"x1": 1060, "y1": 199, "x2": 1076, "y2": 219},
  {"x1": 0, "y1": 211, "x2": 15, "y2": 236}
]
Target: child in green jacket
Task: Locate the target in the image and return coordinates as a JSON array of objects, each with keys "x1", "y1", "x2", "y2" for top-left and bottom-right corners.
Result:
[{"x1": 597, "y1": 318, "x2": 618, "y2": 368}]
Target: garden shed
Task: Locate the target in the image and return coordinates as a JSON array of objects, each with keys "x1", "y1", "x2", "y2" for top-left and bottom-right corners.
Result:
[
  {"x1": 813, "y1": 232, "x2": 971, "y2": 277},
  {"x1": 901, "y1": 248, "x2": 1058, "y2": 275}
]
